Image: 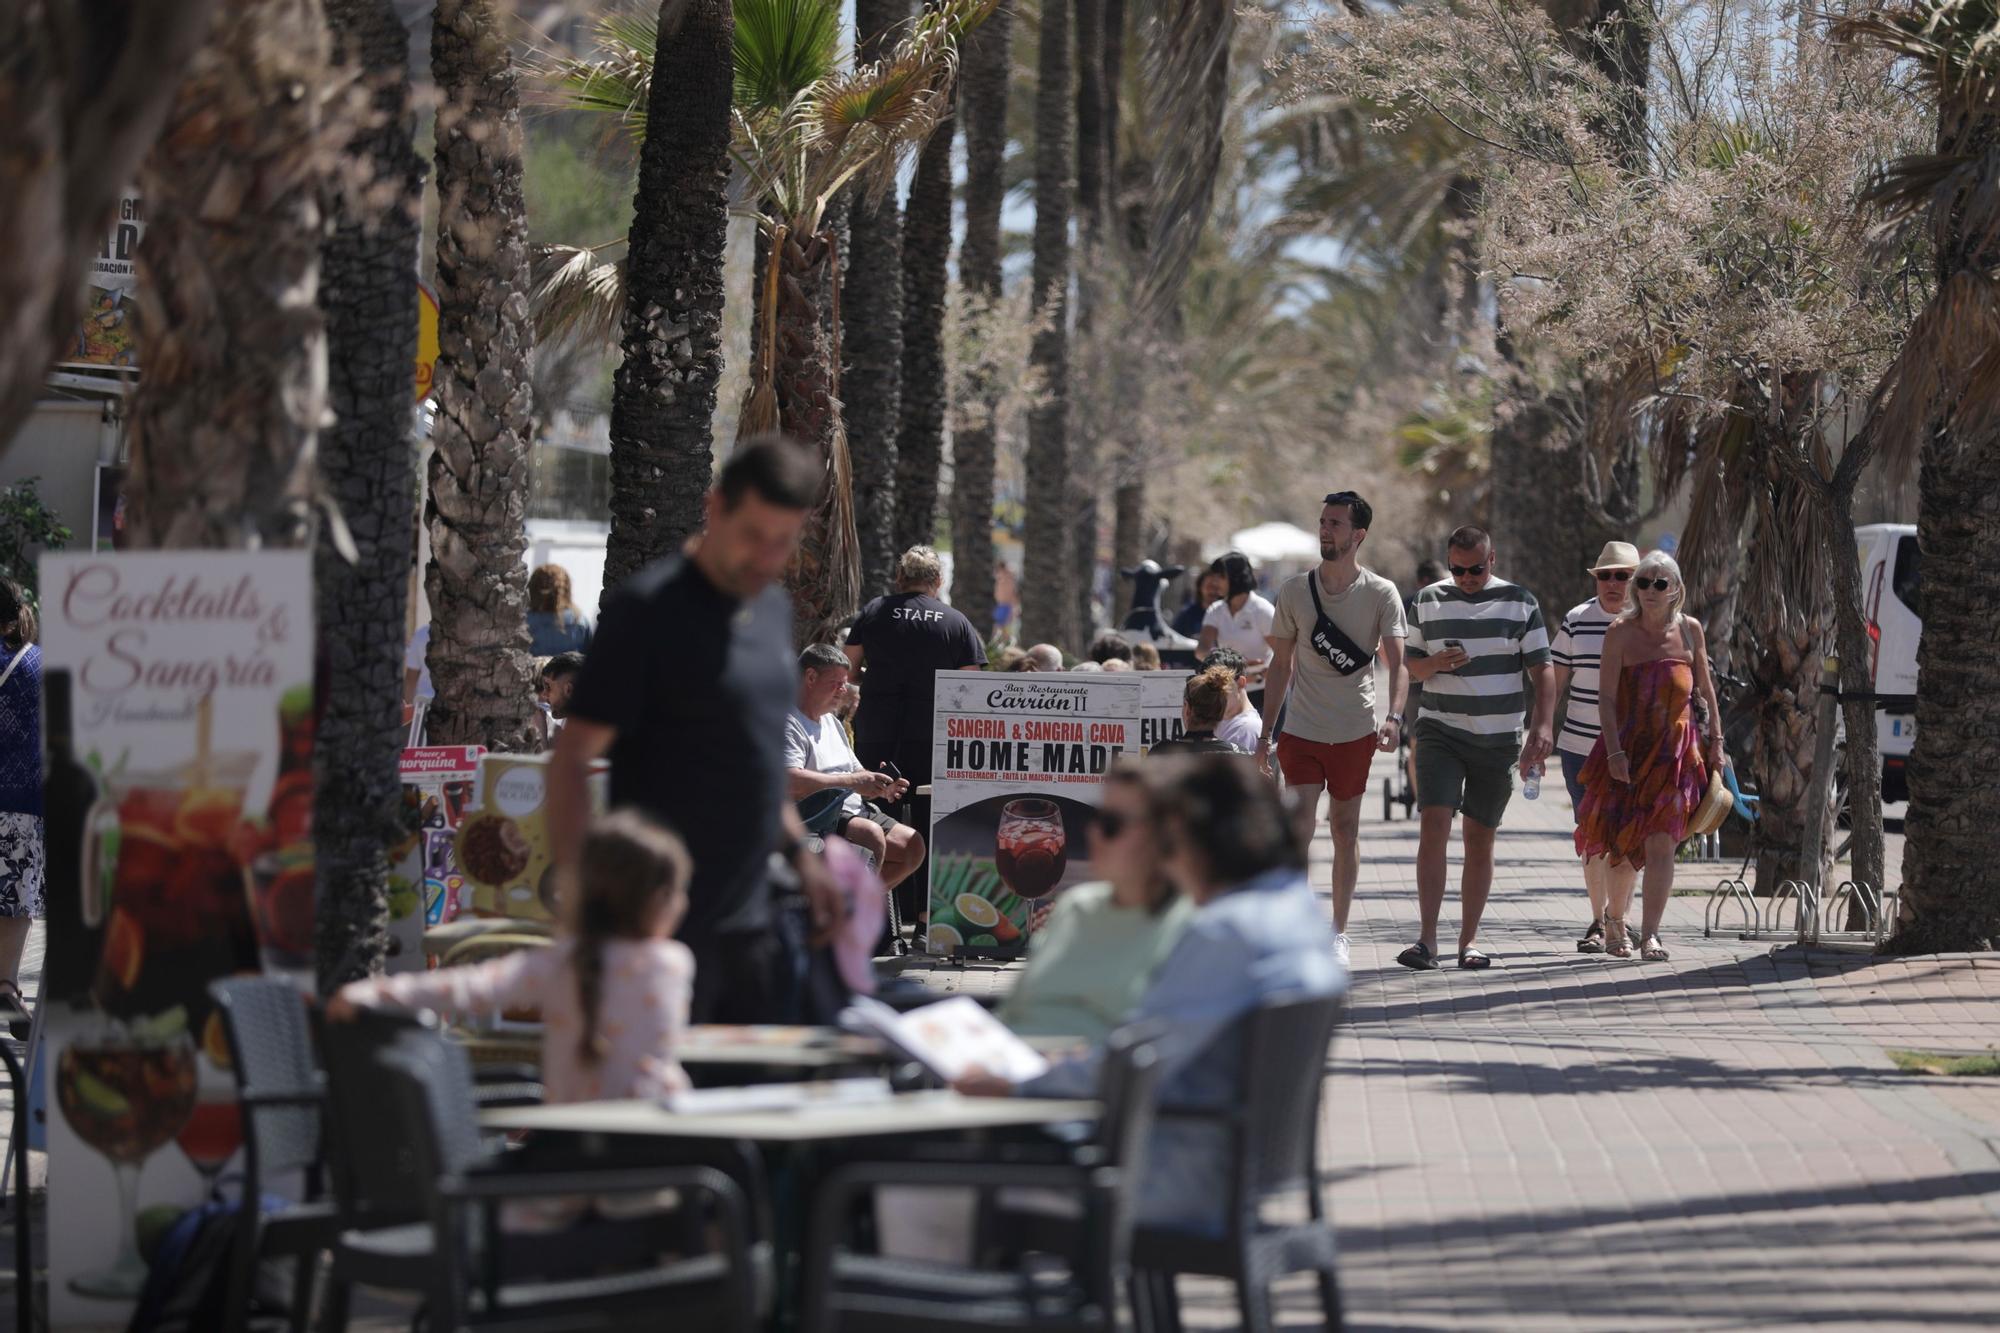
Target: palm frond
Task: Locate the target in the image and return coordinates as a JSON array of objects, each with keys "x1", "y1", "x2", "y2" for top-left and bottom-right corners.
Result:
[
  {"x1": 530, "y1": 7, "x2": 656, "y2": 139},
  {"x1": 734, "y1": 0, "x2": 842, "y2": 115},
  {"x1": 529, "y1": 241, "x2": 628, "y2": 346}
]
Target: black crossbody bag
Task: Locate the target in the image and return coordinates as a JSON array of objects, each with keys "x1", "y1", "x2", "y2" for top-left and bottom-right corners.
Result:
[{"x1": 1306, "y1": 572, "x2": 1374, "y2": 676}]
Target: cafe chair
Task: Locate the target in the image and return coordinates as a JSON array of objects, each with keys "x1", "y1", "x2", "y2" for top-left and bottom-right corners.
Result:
[
  {"x1": 209, "y1": 977, "x2": 339, "y2": 1333},
  {"x1": 801, "y1": 1026, "x2": 1163, "y2": 1332},
  {"x1": 375, "y1": 1026, "x2": 759, "y2": 1331},
  {"x1": 1127, "y1": 992, "x2": 1349, "y2": 1333}
]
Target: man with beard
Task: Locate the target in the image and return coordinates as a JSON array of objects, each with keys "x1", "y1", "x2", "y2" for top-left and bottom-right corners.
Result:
[{"x1": 1257, "y1": 491, "x2": 1408, "y2": 967}]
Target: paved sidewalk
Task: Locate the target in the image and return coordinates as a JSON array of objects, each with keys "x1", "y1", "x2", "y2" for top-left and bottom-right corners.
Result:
[
  {"x1": 1207, "y1": 755, "x2": 2000, "y2": 1329},
  {"x1": 905, "y1": 752, "x2": 2000, "y2": 1328}
]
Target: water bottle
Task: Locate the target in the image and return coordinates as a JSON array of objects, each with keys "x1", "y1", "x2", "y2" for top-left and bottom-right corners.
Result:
[{"x1": 1522, "y1": 762, "x2": 1543, "y2": 801}]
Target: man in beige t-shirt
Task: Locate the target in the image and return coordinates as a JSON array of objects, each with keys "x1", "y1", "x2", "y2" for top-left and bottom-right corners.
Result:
[{"x1": 1258, "y1": 491, "x2": 1408, "y2": 966}]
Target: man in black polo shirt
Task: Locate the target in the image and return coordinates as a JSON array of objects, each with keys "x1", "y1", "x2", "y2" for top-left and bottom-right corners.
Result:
[
  {"x1": 548, "y1": 436, "x2": 834, "y2": 1023},
  {"x1": 844, "y1": 546, "x2": 986, "y2": 919}
]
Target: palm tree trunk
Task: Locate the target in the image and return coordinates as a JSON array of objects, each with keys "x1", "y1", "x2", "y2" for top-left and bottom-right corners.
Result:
[
  {"x1": 123, "y1": 0, "x2": 327, "y2": 551},
  {"x1": 1487, "y1": 386, "x2": 1627, "y2": 630},
  {"x1": 1890, "y1": 57, "x2": 2000, "y2": 953},
  {"x1": 603, "y1": 0, "x2": 733, "y2": 595},
  {"x1": 428, "y1": 0, "x2": 540, "y2": 753},
  {"x1": 315, "y1": 0, "x2": 422, "y2": 993},
  {"x1": 1110, "y1": 147, "x2": 1150, "y2": 578},
  {"x1": 744, "y1": 227, "x2": 860, "y2": 647},
  {"x1": 1820, "y1": 474, "x2": 1886, "y2": 914},
  {"x1": 894, "y1": 4, "x2": 955, "y2": 560},
  {"x1": 1021, "y1": 0, "x2": 1075, "y2": 650},
  {"x1": 0, "y1": 1, "x2": 219, "y2": 460},
  {"x1": 1070, "y1": 0, "x2": 1109, "y2": 639},
  {"x1": 948, "y1": 0, "x2": 1011, "y2": 637},
  {"x1": 845, "y1": 0, "x2": 911, "y2": 599}
]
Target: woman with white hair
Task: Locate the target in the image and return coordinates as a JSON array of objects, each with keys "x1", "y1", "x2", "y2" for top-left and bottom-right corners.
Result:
[{"x1": 1573, "y1": 551, "x2": 1726, "y2": 960}]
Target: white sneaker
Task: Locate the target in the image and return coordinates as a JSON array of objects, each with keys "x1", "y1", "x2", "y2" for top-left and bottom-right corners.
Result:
[{"x1": 1333, "y1": 933, "x2": 1351, "y2": 967}]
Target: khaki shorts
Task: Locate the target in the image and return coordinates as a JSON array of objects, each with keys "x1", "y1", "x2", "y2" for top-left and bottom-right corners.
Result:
[{"x1": 1414, "y1": 721, "x2": 1518, "y2": 828}]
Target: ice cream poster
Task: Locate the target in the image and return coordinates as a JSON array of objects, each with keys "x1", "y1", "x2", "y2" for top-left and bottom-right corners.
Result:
[
  {"x1": 927, "y1": 671, "x2": 1139, "y2": 957},
  {"x1": 38, "y1": 551, "x2": 314, "y2": 1327},
  {"x1": 61, "y1": 193, "x2": 143, "y2": 370}
]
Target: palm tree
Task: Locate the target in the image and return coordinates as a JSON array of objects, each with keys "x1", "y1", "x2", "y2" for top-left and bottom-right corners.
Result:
[
  {"x1": 894, "y1": 0, "x2": 957, "y2": 559},
  {"x1": 427, "y1": 0, "x2": 541, "y2": 752},
  {"x1": 848, "y1": 0, "x2": 912, "y2": 598},
  {"x1": 0, "y1": 1, "x2": 218, "y2": 459},
  {"x1": 543, "y1": 0, "x2": 986, "y2": 645},
  {"x1": 948, "y1": 0, "x2": 1012, "y2": 636},
  {"x1": 1108, "y1": 0, "x2": 1234, "y2": 580},
  {"x1": 604, "y1": 0, "x2": 734, "y2": 593},
  {"x1": 1021, "y1": 0, "x2": 1075, "y2": 650},
  {"x1": 1069, "y1": 0, "x2": 1109, "y2": 639},
  {"x1": 123, "y1": 0, "x2": 327, "y2": 550},
  {"x1": 731, "y1": 0, "x2": 986, "y2": 644},
  {"x1": 316, "y1": 0, "x2": 425, "y2": 991},
  {"x1": 1837, "y1": 0, "x2": 2000, "y2": 951}
]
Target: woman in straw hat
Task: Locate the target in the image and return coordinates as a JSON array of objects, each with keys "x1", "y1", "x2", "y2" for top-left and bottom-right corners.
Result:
[{"x1": 1573, "y1": 551, "x2": 1727, "y2": 960}]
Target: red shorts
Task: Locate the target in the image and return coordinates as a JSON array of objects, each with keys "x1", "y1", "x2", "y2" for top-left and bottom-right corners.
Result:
[{"x1": 1275, "y1": 731, "x2": 1378, "y2": 801}]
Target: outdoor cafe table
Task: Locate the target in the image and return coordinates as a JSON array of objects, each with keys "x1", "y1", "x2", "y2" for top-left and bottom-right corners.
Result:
[{"x1": 482, "y1": 1090, "x2": 1101, "y2": 1328}]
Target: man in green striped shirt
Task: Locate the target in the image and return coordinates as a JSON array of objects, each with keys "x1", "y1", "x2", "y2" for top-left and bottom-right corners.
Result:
[{"x1": 1397, "y1": 526, "x2": 1558, "y2": 970}]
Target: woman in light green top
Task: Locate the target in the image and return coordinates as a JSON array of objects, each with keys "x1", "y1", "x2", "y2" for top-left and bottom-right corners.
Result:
[{"x1": 999, "y1": 764, "x2": 1193, "y2": 1042}]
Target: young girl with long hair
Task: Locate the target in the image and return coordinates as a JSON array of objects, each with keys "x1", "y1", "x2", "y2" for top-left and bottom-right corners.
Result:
[{"x1": 331, "y1": 809, "x2": 694, "y2": 1103}]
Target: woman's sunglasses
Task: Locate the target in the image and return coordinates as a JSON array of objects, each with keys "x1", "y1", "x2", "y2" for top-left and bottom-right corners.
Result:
[
  {"x1": 1449, "y1": 563, "x2": 1487, "y2": 578},
  {"x1": 1093, "y1": 809, "x2": 1132, "y2": 838},
  {"x1": 1635, "y1": 577, "x2": 1673, "y2": 592},
  {"x1": 1594, "y1": 569, "x2": 1632, "y2": 582}
]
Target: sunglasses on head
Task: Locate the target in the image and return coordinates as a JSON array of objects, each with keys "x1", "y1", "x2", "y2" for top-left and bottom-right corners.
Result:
[
  {"x1": 1595, "y1": 569, "x2": 1633, "y2": 582},
  {"x1": 1449, "y1": 563, "x2": 1487, "y2": 578},
  {"x1": 1093, "y1": 808, "x2": 1132, "y2": 838},
  {"x1": 1635, "y1": 577, "x2": 1672, "y2": 592}
]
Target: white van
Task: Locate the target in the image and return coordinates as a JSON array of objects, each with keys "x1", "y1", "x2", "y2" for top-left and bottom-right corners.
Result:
[{"x1": 1858, "y1": 523, "x2": 1919, "y2": 802}]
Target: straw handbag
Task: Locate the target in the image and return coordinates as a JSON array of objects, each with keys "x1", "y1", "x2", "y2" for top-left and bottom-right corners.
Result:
[{"x1": 1685, "y1": 767, "x2": 1734, "y2": 838}]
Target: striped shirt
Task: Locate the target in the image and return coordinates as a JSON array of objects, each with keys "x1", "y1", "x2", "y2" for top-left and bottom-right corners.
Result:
[
  {"x1": 1553, "y1": 598, "x2": 1617, "y2": 757},
  {"x1": 1405, "y1": 578, "x2": 1552, "y2": 746}
]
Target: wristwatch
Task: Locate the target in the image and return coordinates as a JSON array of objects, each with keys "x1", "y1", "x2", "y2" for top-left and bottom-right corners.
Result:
[{"x1": 1386, "y1": 712, "x2": 1403, "y2": 724}]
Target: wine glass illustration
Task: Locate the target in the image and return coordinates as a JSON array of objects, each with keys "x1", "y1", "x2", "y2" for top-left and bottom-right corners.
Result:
[
  {"x1": 56, "y1": 1026, "x2": 198, "y2": 1298},
  {"x1": 176, "y1": 1062, "x2": 244, "y2": 1195},
  {"x1": 994, "y1": 799, "x2": 1068, "y2": 900}
]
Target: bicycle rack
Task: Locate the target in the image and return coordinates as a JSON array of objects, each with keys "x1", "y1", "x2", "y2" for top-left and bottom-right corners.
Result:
[
  {"x1": 1704, "y1": 875, "x2": 1759, "y2": 938},
  {"x1": 1808, "y1": 879, "x2": 1886, "y2": 949}
]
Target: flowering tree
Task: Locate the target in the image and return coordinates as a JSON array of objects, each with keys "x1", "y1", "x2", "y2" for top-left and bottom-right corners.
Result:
[{"x1": 1292, "y1": 0, "x2": 1928, "y2": 894}]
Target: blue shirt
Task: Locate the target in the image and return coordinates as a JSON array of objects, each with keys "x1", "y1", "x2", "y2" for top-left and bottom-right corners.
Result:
[
  {"x1": 1023, "y1": 868, "x2": 1345, "y2": 1230},
  {"x1": 526, "y1": 608, "x2": 591, "y2": 657}
]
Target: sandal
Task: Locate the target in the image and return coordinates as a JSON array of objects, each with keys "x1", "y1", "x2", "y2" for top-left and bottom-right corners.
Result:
[
  {"x1": 1604, "y1": 916, "x2": 1632, "y2": 959},
  {"x1": 1641, "y1": 934, "x2": 1670, "y2": 962},
  {"x1": 1395, "y1": 941, "x2": 1440, "y2": 971},
  {"x1": 1577, "y1": 918, "x2": 1605, "y2": 954},
  {"x1": 1458, "y1": 946, "x2": 1493, "y2": 970}
]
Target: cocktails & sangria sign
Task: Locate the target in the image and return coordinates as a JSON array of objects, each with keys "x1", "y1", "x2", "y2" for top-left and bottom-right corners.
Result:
[
  {"x1": 39, "y1": 551, "x2": 314, "y2": 1326},
  {"x1": 927, "y1": 671, "x2": 1138, "y2": 958}
]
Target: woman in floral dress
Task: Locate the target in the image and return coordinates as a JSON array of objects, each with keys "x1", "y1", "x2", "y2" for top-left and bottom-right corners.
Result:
[
  {"x1": 0, "y1": 580, "x2": 43, "y2": 1004},
  {"x1": 1574, "y1": 552, "x2": 1726, "y2": 960}
]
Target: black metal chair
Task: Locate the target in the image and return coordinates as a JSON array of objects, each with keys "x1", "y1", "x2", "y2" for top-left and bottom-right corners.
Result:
[
  {"x1": 800, "y1": 1025, "x2": 1164, "y2": 1332},
  {"x1": 1128, "y1": 992, "x2": 1349, "y2": 1333},
  {"x1": 367, "y1": 1020, "x2": 758, "y2": 1331},
  {"x1": 209, "y1": 976, "x2": 339, "y2": 1333}
]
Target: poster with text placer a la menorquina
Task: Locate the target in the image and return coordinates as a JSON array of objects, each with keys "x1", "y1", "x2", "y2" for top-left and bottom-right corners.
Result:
[
  {"x1": 38, "y1": 551, "x2": 314, "y2": 1328},
  {"x1": 927, "y1": 671, "x2": 1139, "y2": 957}
]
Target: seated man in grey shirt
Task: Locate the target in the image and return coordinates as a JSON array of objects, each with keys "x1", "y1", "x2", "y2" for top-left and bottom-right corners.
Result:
[{"x1": 786, "y1": 644, "x2": 924, "y2": 893}]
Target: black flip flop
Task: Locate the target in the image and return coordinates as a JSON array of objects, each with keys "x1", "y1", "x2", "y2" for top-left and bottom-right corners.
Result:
[
  {"x1": 1458, "y1": 946, "x2": 1493, "y2": 970},
  {"x1": 1396, "y1": 941, "x2": 1439, "y2": 971}
]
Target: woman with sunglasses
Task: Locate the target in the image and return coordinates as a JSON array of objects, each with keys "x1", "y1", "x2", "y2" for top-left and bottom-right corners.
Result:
[
  {"x1": 1573, "y1": 551, "x2": 1726, "y2": 960},
  {"x1": 997, "y1": 762, "x2": 1194, "y2": 1043}
]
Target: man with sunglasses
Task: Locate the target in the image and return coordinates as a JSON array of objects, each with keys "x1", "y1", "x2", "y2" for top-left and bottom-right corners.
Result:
[
  {"x1": 1259, "y1": 490, "x2": 1408, "y2": 967},
  {"x1": 1554, "y1": 541, "x2": 1642, "y2": 953},
  {"x1": 1399, "y1": 526, "x2": 1557, "y2": 970}
]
